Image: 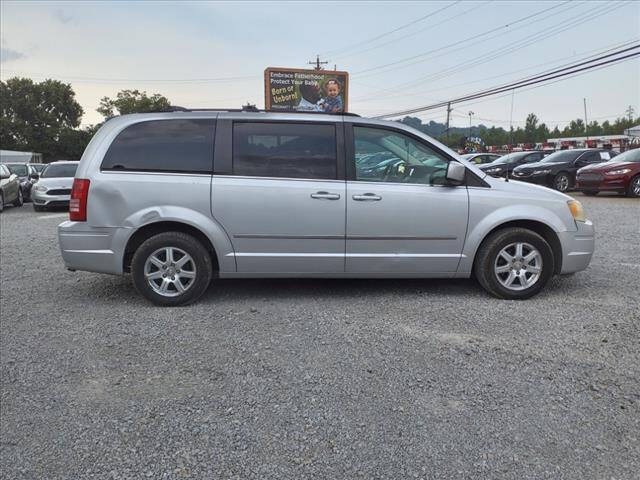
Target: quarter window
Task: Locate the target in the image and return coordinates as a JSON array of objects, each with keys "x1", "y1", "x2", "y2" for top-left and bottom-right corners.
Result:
[
  {"x1": 232, "y1": 122, "x2": 337, "y2": 179},
  {"x1": 353, "y1": 126, "x2": 449, "y2": 185},
  {"x1": 101, "y1": 119, "x2": 215, "y2": 173}
]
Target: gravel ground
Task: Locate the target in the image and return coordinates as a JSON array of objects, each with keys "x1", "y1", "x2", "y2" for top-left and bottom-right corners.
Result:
[{"x1": 1, "y1": 194, "x2": 639, "y2": 479}]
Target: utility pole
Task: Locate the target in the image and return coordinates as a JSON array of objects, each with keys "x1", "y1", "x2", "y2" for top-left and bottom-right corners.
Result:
[
  {"x1": 468, "y1": 111, "x2": 474, "y2": 139},
  {"x1": 583, "y1": 98, "x2": 589, "y2": 141},
  {"x1": 509, "y1": 89, "x2": 515, "y2": 152},
  {"x1": 445, "y1": 102, "x2": 452, "y2": 145},
  {"x1": 308, "y1": 55, "x2": 329, "y2": 71}
]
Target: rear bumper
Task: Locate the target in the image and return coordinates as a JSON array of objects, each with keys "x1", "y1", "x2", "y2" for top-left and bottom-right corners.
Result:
[
  {"x1": 57, "y1": 221, "x2": 131, "y2": 275},
  {"x1": 558, "y1": 220, "x2": 595, "y2": 274}
]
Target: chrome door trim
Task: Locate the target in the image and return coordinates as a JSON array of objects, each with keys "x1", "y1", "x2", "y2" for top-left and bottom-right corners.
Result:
[
  {"x1": 227, "y1": 252, "x2": 344, "y2": 258},
  {"x1": 234, "y1": 234, "x2": 343, "y2": 240},
  {"x1": 347, "y1": 235, "x2": 457, "y2": 240},
  {"x1": 233, "y1": 234, "x2": 457, "y2": 240},
  {"x1": 226, "y1": 252, "x2": 464, "y2": 258}
]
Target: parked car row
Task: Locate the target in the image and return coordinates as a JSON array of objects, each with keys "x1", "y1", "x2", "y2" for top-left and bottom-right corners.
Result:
[
  {"x1": 0, "y1": 160, "x2": 79, "y2": 212},
  {"x1": 0, "y1": 164, "x2": 24, "y2": 212},
  {"x1": 473, "y1": 147, "x2": 638, "y2": 197}
]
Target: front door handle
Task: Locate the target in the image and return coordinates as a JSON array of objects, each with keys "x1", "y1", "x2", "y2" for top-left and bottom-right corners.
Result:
[
  {"x1": 311, "y1": 191, "x2": 341, "y2": 200},
  {"x1": 352, "y1": 193, "x2": 382, "y2": 201}
]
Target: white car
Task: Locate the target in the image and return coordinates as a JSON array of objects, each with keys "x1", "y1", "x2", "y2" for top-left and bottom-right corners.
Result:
[{"x1": 32, "y1": 161, "x2": 79, "y2": 211}]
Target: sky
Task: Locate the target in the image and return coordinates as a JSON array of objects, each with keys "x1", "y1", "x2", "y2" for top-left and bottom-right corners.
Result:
[{"x1": 1, "y1": 0, "x2": 639, "y2": 130}]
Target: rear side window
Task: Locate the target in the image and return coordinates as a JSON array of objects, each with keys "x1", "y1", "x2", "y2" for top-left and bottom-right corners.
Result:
[
  {"x1": 232, "y1": 122, "x2": 337, "y2": 179},
  {"x1": 101, "y1": 119, "x2": 215, "y2": 173}
]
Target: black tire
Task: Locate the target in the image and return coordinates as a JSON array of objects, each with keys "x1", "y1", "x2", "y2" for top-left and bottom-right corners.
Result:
[
  {"x1": 582, "y1": 190, "x2": 599, "y2": 196},
  {"x1": 0, "y1": 192, "x2": 4, "y2": 213},
  {"x1": 13, "y1": 188, "x2": 23, "y2": 207},
  {"x1": 627, "y1": 175, "x2": 640, "y2": 198},
  {"x1": 553, "y1": 172, "x2": 571, "y2": 192},
  {"x1": 474, "y1": 227, "x2": 555, "y2": 300},
  {"x1": 33, "y1": 204, "x2": 45, "y2": 212},
  {"x1": 131, "y1": 231, "x2": 213, "y2": 306}
]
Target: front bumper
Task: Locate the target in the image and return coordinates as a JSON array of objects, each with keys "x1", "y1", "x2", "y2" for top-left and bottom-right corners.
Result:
[
  {"x1": 557, "y1": 220, "x2": 595, "y2": 274},
  {"x1": 511, "y1": 172, "x2": 552, "y2": 186},
  {"x1": 32, "y1": 189, "x2": 70, "y2": 207},
  {"x1": 58, "y1": 221, "x2": 132, "y2": 275},
  {"x1": 576, "y1": 173, "x2": 629, "y2": 192}
]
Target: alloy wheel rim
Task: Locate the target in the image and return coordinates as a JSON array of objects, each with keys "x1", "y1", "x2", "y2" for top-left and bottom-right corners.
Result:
[
  {"x1": 144, "y1": 247, "x2": 196, "y2": 297},
  {"x1": 633, "y1": 177, "x2": 640, "y2": 195},
  {"x1": 556, "y1": 176, "x2": 569, "y2": 191},
  {"x1": 494, "y1": 242, "x2": 543, "y2": 291}
]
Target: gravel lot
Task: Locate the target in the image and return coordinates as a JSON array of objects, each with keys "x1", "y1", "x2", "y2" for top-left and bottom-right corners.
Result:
[{"x1": 1, "y1": 194, "x2": 639, "y2": 479}]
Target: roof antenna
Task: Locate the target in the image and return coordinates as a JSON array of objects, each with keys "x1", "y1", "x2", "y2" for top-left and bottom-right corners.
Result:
[{"x1": 505, "y1": 168, "x2": 509, "y2": 182}]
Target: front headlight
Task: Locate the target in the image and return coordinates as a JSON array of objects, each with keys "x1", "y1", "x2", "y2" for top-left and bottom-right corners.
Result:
[
  {"x1": 486, "y1": 167, "x2": 501, "y2": 173},
  {"x1": 532, "y1": 169, "x2": 551, "y2": 175},
  {"x1": 567, "y1": 200, "x2": 586, "y2": 223},
  {"x1": 34, "y1": 185, "x2": 48, "y2": 192},
  {"x1": 604, "y1": 168, "x2": 631, "y2": 175}
]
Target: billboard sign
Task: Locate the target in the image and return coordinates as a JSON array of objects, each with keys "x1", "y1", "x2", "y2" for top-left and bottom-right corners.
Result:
[{"x1": 264, "y1": 67, "x2": 349, "y2": 113}]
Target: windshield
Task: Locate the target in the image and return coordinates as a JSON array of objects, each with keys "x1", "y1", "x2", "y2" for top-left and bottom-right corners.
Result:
[
  {"x1": 30, "y1": 164, "x2": 46, "y2": 173},
  {"x1": 4, "y1": 164, "x2": 28, "y2": 176},
  {"x1": 41, "y1": 163, "x2": 78, "y2": 178},
  {"x1": 609, "y1": 148, "x2": 640, "y2": 163},
  {"x1": 491, "y1": 152, "x2": 528, "y2": 165},
  {"x1": 540, "y1": 150, "x2": 583, "y2": 163}
]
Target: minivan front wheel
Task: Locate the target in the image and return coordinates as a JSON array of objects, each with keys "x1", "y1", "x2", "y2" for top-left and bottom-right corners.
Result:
[
  {"x1": 474, "y1": 228, "x2": 554, "y2": 300},
  {"x1": 131, "y1": 231, "x2": 213, "y2": 306}
]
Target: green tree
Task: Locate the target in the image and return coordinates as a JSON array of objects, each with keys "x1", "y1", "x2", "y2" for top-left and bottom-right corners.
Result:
[
  {"x1": 524, "y1": 113, "x2": 538, "y2": 143},
  {"x1": 0, "y1": 77, "x2": 83, "y2": 159},
  {"x1": 97, "y1": 89, "x2": 171, "y2": 118}
]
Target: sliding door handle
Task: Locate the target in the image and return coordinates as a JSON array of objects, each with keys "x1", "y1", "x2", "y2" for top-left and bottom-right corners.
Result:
[
  {"x1": 352, "y1": 193, "x2": 382, "y2": 201},
  {"x1": 311, "y1": 191, "x2": 341, "y2": 200}
]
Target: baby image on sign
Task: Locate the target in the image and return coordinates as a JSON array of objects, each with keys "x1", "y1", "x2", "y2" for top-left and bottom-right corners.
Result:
[{"x1": 264, "y1": 67, "x2": 349, "y2": 113}]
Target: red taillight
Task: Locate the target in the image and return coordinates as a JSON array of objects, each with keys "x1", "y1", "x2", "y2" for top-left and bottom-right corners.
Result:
[{"x1": 69, "y1": 178, "x2": 90, "y2": 221}]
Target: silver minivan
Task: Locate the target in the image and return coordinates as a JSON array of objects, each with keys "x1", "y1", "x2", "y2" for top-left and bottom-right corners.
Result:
[{"x1": 58, "y1": 110, "x2": 594, "y2": 306}]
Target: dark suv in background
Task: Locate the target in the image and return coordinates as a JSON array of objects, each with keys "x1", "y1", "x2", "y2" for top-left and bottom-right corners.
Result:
[
  {"x1": 0, "y1": 162, "x2": 39, "y2": 201},
  {"x1": 478, "y1": 150, "x2": 549, "y2": 178},
  {"x1": 512, "y1": 149, "x2": 615, "y2": 192}
]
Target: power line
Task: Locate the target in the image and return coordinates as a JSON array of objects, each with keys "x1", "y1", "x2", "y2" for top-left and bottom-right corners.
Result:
[
  {"x1": 384, "y1": 1, "x2": 624, "y2": 87},
  {"x1": 351, "y1": 0, "x2": 573, "y2": 76},
  {"x1": 372, "y1": 47, "x2": 640, "y2": 118},
  {"x1": 443, "y1": 59, "x2": 638, "y2": 114},
  {"x1": 321, "y1": 1, "x2": 462, "y2": 57},
  {"x1": 330, "y1": 0, "x2": 493, "y2": 61},
  {"x1": 350, "y1": 36, "x2": 639, "y2": 103},
  {"x1": 354, "y1": 1, "x2": 629, "y2": 100}
]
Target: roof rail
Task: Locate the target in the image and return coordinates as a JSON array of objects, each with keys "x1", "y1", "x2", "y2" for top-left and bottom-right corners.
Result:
[{"x1": 149, "y1": 106, "x2": 361, "y2": 117}]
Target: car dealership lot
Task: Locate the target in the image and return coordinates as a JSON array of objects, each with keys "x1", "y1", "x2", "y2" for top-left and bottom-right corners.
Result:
[{"x1": 1, "y1": 194, "x2": 638, "y2": 479}]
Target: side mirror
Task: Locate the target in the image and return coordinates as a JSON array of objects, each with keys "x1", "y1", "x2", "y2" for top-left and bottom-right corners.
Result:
[{"x1": 446, "y1": 161, "x2": 466, "y2": 185}]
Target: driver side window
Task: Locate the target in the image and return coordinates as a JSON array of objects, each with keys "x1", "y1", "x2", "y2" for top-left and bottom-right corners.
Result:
[{"x1": 353, "y1": 126, "x2": 449, "y2": 185}]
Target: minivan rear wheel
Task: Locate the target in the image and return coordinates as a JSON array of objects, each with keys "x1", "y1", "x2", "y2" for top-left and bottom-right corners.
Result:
[
  {"x1": 131, "y1": 231, "x2": 213, "y2": 306},
  {"x1": 474, "y1": 227, "x2": 554, "y2": 300}
]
